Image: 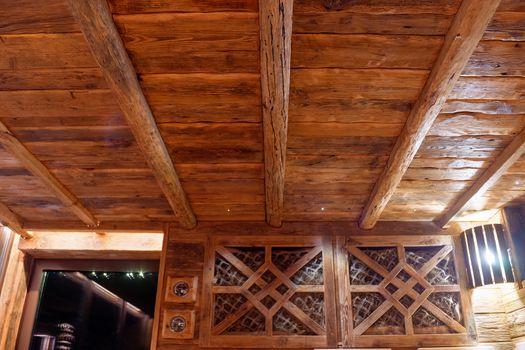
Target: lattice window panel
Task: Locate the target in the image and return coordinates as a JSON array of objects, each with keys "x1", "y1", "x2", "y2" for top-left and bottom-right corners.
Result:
[
  {"x1": 338, "y1": 236, "x2": 475, "y2": 347},
  {"x1": 201, "y1": 236, "x2": 335, "y2": 348}
]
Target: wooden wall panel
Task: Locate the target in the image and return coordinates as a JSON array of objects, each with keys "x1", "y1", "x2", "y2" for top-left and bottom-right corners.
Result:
[
  {"x1": 471, "y1": 283, "x2": 525, "y2": 350},
  {"x1": 156, "y1": 227, "x2": 206, "y2": 349},
  {"x1": 156, "y1": 223, "x2": 475, "y2": 349},
  {"x1": 337, "y1": 235, "x2": 475, "y2": 347}
]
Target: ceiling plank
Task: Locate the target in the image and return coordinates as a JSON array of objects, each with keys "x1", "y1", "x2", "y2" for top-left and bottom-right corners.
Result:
[
  {"x1": 68, "y1": 0, "x2": 196, "y2": 229},
  {"x1": 259, "y1": 0, "x2": 293, "y2": 227},
  {"x1": 0, "y1": 202, "x2": 32, "y2": 239},
  {"x1": 359, "y1": 0, "x2": 502, "y2": 229},
  {"x1": 0, "y1": 122, "x2": 98, "y2": 227},
  {"x1": 438, "y1": 128, "x2": 525, "y2": 227}
]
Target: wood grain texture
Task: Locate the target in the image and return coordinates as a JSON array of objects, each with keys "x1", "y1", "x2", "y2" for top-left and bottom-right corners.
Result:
[
  {"x1": 0, "y1": 0, "x2": 78, "y2": 34},
  {"x1": 114, "y1": 13, "x2": 259, "y2": 74},
  {"x1": 0, "y1": 122, "x2": 97, "y2": 226},
  {"x1": 18, "y1": 231, "x2": 162, "y2": 259},
  {"x1": 108, "y1": 0, "x2": 258, "y2": 13},
  {"x1": 293, "y1": 12, "x2": 453, "y2": 35},
  {"x1": 360, "y1": 0, "x2": 502, "y2": 229},
  {"x1": 259, "y1": 0, "x2": 293, "y2": 227},
  {"x1": 438, "y1": 128, "x2": 525, "y2": 226},
  {"x1": 292, "y1": 34, "x2": 442, "y2": 69},
  {"x1": 69, "y1": 0, "x2": 196, "y2": 228}
]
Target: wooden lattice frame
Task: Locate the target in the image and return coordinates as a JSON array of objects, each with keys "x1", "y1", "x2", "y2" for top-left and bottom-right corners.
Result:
[
  {"x1": 200, "y1": 235, "x2": 336, "y2": 348},
  {"x1": 336, "y1": 235, "x2": 475, "y2": 348}
]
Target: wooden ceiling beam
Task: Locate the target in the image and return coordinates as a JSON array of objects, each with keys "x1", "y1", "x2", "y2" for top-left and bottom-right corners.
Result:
[
  {"x1": 0, "y1": 202, "x2": 32, "y2": 239},
  {"x1": 69, "y1": 0, "x2": 196, "y2": 229},
  {"x1": 259, "y1": 0, "x2": 293, "y2": 227},
  {"x1": 438, "y1": 128, "x2": 525, "y2": 227},
  {"x1": 0, "y1": 123, "x2": 98, "y2": 227},
  {"x1": 359, "y1": 0, "x2": 502, "y2": 229}
]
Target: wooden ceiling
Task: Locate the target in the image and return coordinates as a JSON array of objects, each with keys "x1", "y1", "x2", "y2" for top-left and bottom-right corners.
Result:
[{"x1": 0, "y1": 0, "x2": 524, "y2": 232}]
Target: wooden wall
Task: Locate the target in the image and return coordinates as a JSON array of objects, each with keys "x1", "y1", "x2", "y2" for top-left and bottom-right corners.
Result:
[
  {"x1": 156, "y1": 222, "x2": 475, "y2": 350},
  {"x1": 471, "y1": 283, "x2": 525, "y2": 350}
]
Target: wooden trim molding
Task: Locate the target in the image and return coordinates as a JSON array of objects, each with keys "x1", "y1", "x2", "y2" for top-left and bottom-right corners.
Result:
[
  {"x1": 0, "y1": 203, "x2": 32, "y2": 239},
  {"x1": 0, "y1": 122, "x2": 97, "y2": 228},
  {"x1": 68, "y1": 0, "x2": 196, "y2": 229},
  {"x1": 438, "y1": 128, "x2": 525, "y2": 227},
  {"x1": 359, "y1": 0, "x2": 502, "y2": 229},
  {"x1": 259, "y1": 0, "x2": 293, "y2": 227},
  {"x1": 169, "y1": 221, "x2": 461, "y2": 239},
  {"x1": 18, "y1": 231, "x2": 163, "y2": 260}
]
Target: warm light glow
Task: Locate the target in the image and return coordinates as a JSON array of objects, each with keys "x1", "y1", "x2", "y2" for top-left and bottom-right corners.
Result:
[{"x1": 485, "y1": 249, "x2": 496, "y2": 265}]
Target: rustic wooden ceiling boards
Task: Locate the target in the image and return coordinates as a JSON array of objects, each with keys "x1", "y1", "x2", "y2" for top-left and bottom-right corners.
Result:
[
  {"x1": 69, "y1": 0, "x2": 197, "y2": 228},
  {"x1": 0, "y1": 0, "x2": 524, "y2": 231},
  {"x1": 384, "y1": 0, "x2": 525, "y2": 223}
]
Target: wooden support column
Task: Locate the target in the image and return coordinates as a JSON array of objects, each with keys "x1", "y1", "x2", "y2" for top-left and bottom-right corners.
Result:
[
  {"x1": 0, "y1": 202, "x2": 32, "y2": 239},
  {"x1": 438, "y1": 128, "x2": 525, "y2": 227},
  {"x1": 0, "y1": 232, "x2": 29, "y2": 350},
  {"x1": 359, "y1": 0, "x2": 502, "y2": 229},
  {"x1": 69, "y1": 0, "x2": 196, "y2": 229},
  {"x1": 0, "y1": 123, "x2": 97, "y2": 228},
  {"x1": 259, "y1": 0, "x2": 293, "y2": 227}
]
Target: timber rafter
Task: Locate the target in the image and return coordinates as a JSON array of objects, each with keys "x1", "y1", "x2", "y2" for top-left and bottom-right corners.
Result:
[
  {"x1": 359, "y1": 0, "x2": 502, "y2": 229},
  {"x1": 0, "y1": 122, "x2": 97, "y2": 228},
  {"x1": 69, "y1": 0, "x2": 196, "y2": 229}
]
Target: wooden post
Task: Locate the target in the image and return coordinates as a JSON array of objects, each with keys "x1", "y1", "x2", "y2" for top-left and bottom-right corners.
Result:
[
  {"x1": 0, "y1": 233, "x2": 29, "y2": 350},
  {"x1": 259, "y1": 0, "x2": 293, "y2": 227}
]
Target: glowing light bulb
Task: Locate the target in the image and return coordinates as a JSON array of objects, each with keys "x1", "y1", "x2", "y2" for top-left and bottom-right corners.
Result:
[
  {"x1": 485, "y1": 250, "x2": 496, "y2": 265},
  {"x1": 321, "y1": 207, "x2": 325, "y2": 211}
]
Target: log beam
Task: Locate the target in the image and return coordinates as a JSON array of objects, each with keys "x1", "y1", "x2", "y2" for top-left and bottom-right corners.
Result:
[
  {"x1": 69, "y1": 0, "x2": 196, "y2": 229},
  {"x1": 438, "y1": 128, "x2": 525, "y2": 227},
  {"x1": 359, "y1": 0, "x2": 502, "y2": 229},
  {"x1": 0, "y1": 122, "x2": 97, "y2": 228},
  {"x1": 0, "y1": 202, "x2": 32, "y2": 239},
  {"x1": 259, "y1": 0, "x2": 293, "y2": 227}
]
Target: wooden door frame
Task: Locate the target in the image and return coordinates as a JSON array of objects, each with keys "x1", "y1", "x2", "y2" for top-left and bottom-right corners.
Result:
[{"x1": 16, "y1": 259, "x2": 159, "y2": 350}]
